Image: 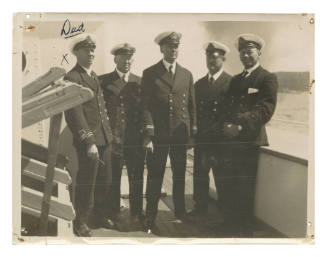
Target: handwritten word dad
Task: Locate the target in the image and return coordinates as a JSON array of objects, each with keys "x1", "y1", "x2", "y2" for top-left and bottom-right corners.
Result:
[{"x1": 61, "y1": 19, "x2": 85, "y2": 39}]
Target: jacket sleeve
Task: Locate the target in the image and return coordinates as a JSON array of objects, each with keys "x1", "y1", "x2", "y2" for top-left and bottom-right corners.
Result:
[
  {"x1": 64, "y1": 73, "x2": 96, "y2": 146},
  {"x1": 188, "y1": 73, "x2": 197, "y2": 135},
  {"x1": 235, "y1": 73, "x2": 278, "y2": 132},
  {"x1": 142, "y1": 70, "x2": 155, "y2": 141}
]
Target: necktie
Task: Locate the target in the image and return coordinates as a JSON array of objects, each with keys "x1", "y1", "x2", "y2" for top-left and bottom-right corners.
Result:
[
  {"x1": 122, "y1": 74, "x2": 127, "y2": 83},
  {"x1": 91, "y1": 71, "x2": 97, "y2": 80},
  {"x1": 209, "y1": 76, "x2": 214, "y2": 85},
  {"x1": 241, "y1": 70, "x2": 249, "y2": 78},
  {"x1": 169, "y1": 65, "x2": 174, "y2": 79}
]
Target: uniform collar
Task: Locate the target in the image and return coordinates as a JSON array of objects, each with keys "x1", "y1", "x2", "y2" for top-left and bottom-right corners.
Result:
[
  {"x1": 244, "y1": 62, "x2": 260, "y2": 76},
  {"x1": 162, "y1": 59, "x2": 176, "y2": 74},
  {"x1": 208, "y1": 68, "x2": 224, "y2": 82},
  {"x1": 115, "y1": 68, "x2": 130, "y2": 82},
  {"x1": 79, "y1": 64, "x2": 93, "y2": 76}
]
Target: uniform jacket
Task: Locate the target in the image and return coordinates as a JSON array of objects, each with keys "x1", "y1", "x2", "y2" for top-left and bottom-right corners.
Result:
[
  {"x1": 142, "y1": 60, "x2": 197, "y2": 144},
  {"x1": 194, "y1": 71, "x2": 231, "y2": 143},
  {"x1": 64, "y1": 64, "x2": 113, "y2": 147},
  {"x1": 222, "y1": 65, "x2": 278, "y2": 146},
  {"x1": 99, "y1": 71, "x2": 144, "y2": 148}
]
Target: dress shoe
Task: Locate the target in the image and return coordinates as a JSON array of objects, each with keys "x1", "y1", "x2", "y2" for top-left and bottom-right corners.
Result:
[
  {"x1": 73, "y1": 223, "x2": 91, "y2": 237},
  {"x1": 187, "y1": 209, "x2": 207, "y2": 218},
  {"x1": 175, "y1": 212, "x2": 191, "y2": 223},
  {"x1": 98, "y1": 217, "x2": 116, "y2": 229},
  {"x1": 143, "y1": 218, "x2": 159, "y2": 235},
  {"x1": 128, "y1": 215, "x2": 143, "y2": 231}
]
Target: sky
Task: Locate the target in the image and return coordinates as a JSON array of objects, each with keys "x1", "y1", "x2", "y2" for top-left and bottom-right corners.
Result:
[{"x1": 22, "y1": 13, "x2": 314, "y2": 83}]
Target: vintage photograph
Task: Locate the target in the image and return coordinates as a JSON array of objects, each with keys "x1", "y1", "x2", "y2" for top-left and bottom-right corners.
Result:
[{"x1": 12, "y1": 13, "x2": 314, "y2": 243}]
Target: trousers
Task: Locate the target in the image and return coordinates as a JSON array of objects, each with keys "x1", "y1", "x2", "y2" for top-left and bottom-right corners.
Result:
[
  {"x1": 74, "y1": 144, "x2": 112, "y2": 224},
  {"x1": 145, "y1": 141, "x2": 187, "y2": 221},
  {"x1": 110, "y1": 145, "x2": 146, "y2": 218}
]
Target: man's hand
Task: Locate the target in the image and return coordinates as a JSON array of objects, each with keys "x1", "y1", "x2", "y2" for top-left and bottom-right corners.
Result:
[
  {"x1": 87, "y1": 144, "x2": 99, "y2": 160},
  {"x1": 222, "y1": 123, "x2": 241, "y2": 139},
  {"x1": 144, "y1": 140, "x2": 154, "y2": 153},
  {"x1": 192, "y1": 126, "x2": 198, "y2": 136}
]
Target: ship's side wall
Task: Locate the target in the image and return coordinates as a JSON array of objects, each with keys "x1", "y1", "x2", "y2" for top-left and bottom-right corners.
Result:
[{"x1": 254, "y1": 148, "x2": 308, "y2": 238}]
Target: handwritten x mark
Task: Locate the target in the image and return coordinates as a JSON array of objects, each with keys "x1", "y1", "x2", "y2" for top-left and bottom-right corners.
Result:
[{"x1": 61, "y1": 54, "x2": 69, "y2": 65}]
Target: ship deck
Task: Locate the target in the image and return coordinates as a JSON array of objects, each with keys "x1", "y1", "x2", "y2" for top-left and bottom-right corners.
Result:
[{"x1": 87, "y1": 165, "x2": 285, "y2": 238}]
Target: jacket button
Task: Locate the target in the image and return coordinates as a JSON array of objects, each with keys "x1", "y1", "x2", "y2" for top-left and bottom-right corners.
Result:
[
  {"x1": 182, "y1": 100, "x2": 185, "y2": 104},
  {"x1": 213, "y1": 108, "x2": 217, "y2": 112},
  {"x1": 214, "y1": 101, "x2": 218, "y2": 105},
  {"x1": 121, "y1": 103, "x2": 124, "y2": 107},
  {"x1": 182, "y1": 107, "x2": 185, "y2": 110},
  {"x1": 106, "y1": 117, "x2": 109, "y2": 120},
  {"x1": 183, "y1": 93, "x2": 186, "y2": 97},
  {"x1": 169, "y1": 99, "x2": 173, "y2": 103},
  {"x1": 170, "y1": 114, "x2": 173, "y2": 117},
  {"x1": 122, "y1": 119, "x2": 125, "y2": 123},
  {"x1": 170, "y1": 106, "x2": 173, "y2": 110},
  {"x1": 182, "y1": 114, "x2": 185, "y2": 118}
]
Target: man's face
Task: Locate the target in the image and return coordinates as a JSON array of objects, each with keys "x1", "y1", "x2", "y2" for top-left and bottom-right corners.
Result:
[
  {"x1": 160, "y1": 43, "x2": 179, "y2": 63},
  {"x1": 206, "y1": 52, "x2": 225, "y2": 75},
  {"x1": 114, "y1": 54, "x2": 134, "y2": 73},
  {"x1": 239, "y1": 47, "x2": 260, "y2": 69},
  {"x1": 74, "y1": 47, "x2": 95, "y2": 68}
]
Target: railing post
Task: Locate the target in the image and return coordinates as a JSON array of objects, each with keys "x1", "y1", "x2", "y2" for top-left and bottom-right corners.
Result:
[{"x1": 39, "y1": 113, "x2": 63, "y2": 236}]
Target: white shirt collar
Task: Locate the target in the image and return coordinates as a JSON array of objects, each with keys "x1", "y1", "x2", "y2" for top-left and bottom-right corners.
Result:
[
  {"x1": 245, "y1": 62, "x2": 260, "y2": 76},
  {"x1": 162, "y1": 59, "x2": 176, "y2": 74},
  {"x1": 208, "y1": 68, "x2": 224, "y2": 82},
  {"x1": 115, "y1": 68, "x2": 130, "y2": 82},
  {"x1": 80, "y1": 65, "x2": 93, "y2": 76}
]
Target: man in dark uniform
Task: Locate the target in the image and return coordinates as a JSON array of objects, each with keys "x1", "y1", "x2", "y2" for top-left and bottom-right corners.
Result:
[
  {"x1": 99, "y1": 43, "x2": 146, "y2": 226},
  {"x1": 189, "y1": 41, "x2": 232, "y2": 220},
  {"x1": 64, "y1": 34, "x2": 115, "y2": 236},
  {"x1": 219, "y1": 33, "x2": 278, "y2": 236},
  {"x1": 142, "y1": 31, "x2": 197, "y2": 233}
]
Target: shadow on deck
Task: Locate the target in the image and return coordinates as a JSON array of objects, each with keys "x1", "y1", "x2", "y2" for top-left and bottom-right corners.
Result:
[{"x1": 88, "y1": 167, "x2": 286, "y2": 239}]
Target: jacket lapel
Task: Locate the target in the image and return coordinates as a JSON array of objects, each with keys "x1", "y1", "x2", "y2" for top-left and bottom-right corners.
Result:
[
  {"x1": 173, "y1": 63, "x2": 186, "y2": 90},
  {"x1": 242, "y1": 65, "x2": 262, "y2": 90},
  {"x1": 75, "y1": 64, "x2": 98, "y2": 92},
  {"x1": 213, "y1": 71, "x2": 229, "y2": 94},
  {"x1": 154, "y1": 61, "x2": 174, "y2": 88},
  {"x1": 233, "y1": 66, "x2": 261, "y2": 94},
  {"x1": 128, "y1": 73, "x2": 138, "y2": 84},
  {"x1": 112, "y1": 70, "x2": 126, "y2": 93}
]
